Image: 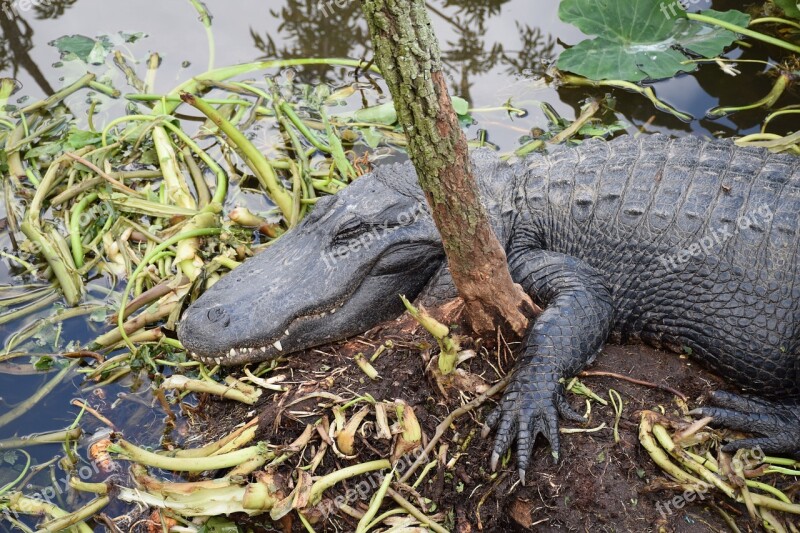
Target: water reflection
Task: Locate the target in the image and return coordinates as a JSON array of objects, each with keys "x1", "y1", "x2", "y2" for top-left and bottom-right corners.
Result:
[
  {"x1": 251, "y1": 0, "x2": 556, "y2": 103},
  {"x1": 0, "y1": 0, "x2": 78, "y2": 95}
]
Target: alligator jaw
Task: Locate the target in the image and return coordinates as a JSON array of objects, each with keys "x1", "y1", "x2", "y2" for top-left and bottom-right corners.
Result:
[
  {"x1": 189, "y1": 343, "x2": 279, "y2": 367},
  {"x1": 182, "y1": 302, "x2": 348, "y2": 366}
]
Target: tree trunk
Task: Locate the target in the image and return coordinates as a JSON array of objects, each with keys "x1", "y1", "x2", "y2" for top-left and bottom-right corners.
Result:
[{"x1": 361, "y1": 0, "x2": 536, "y2": 336}]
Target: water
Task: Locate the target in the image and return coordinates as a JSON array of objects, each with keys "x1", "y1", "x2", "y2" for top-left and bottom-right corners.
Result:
[{"x1": 0, "y1": 0, "x2": 797, "y2": 528}]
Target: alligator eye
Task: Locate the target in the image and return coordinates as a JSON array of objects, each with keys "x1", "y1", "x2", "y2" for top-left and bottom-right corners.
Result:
[
  {"x1": 332, "y1": 216, "x2": 364, "y2": 244},
  {"x1": 207, "y1": 307, "x2": 230, "y2": 327}
]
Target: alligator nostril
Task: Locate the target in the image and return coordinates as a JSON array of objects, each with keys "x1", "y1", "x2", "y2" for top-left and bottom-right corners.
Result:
[{"x1": 207, "y1": 307, "x2": 230, "y2": 327}]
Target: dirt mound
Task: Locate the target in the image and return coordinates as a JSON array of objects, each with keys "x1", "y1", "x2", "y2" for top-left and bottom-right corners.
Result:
[{"x1": 192, "y1": 302, "x2": 775, "y2": 532}]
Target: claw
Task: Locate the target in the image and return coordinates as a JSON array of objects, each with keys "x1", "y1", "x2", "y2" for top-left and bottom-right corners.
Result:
[
  {"x1": 482, "y1": 407, "x2": 501, "y2": 437},
  {"x1": 485, "y1": 367, "x2": 575, "y2": 480},
  {"x1": 691, "y1": 391, "x2": 800, "y2": 456},
  {"x1": 490, "y1": 410, "x2": 517, "y2": 471}
]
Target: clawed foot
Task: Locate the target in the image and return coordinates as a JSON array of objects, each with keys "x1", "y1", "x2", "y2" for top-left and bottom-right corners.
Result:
[
  {"x1": 690, "y1": 390, "x2": 800, "y2": 457},
  {"x1": 481, "y1": 366, "x2": 585, "y2": 484}
]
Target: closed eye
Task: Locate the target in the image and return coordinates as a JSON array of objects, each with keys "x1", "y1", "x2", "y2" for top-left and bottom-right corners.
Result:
[{"x1": 332, "y1": 216, "x2": 364, "y2": 245}]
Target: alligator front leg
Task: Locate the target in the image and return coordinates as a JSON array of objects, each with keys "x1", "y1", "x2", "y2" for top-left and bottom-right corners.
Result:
[
  {"x1": 690, "y1": 391, "x2": 800, "y2": 456},
  {"x1": 483, "y1": 250, "x2": 614, "y2": 483}
]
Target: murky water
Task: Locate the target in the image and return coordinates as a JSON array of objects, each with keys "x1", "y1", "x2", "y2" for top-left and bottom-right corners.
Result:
[{"x1": 0, "y1": 0, "x2": 797, "y2": 528}]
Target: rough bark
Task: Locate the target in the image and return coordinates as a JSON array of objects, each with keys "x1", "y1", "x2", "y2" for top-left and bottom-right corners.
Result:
[{"x1": 361, "y1": 0, "x2": 536, "y2": 336}]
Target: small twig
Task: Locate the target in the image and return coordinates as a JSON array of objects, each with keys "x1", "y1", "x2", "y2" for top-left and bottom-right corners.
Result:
[
  {"x1": 386, "y1": 487, "x2": 448, "y2": 533},
  {"x1": 63, "y1": 152, "x2": 142, "y2": 196},
  {"x1": 579, "y1": 370, "x2": 687, "y2": 402},
  {"x1": 399, "y1": 375, "x2": 511, "y2": 483},
  {"x1": 70, "y1": 399, "x2": 117, "y2": 430}
]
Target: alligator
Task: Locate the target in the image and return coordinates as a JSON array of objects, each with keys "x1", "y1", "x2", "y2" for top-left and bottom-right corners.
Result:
[{"x1": 178, "y1": 134, "x2": 800, "y2": 482}]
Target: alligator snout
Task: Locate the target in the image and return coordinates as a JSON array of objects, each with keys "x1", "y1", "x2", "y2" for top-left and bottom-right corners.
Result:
[{"x1": 177, "y1": 304, "x2": 237, "y2": 362}]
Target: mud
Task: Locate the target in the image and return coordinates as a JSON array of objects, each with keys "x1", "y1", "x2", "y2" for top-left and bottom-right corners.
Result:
[{"x1": 190, "y1": 302, "x2": 792, "y2": 532}]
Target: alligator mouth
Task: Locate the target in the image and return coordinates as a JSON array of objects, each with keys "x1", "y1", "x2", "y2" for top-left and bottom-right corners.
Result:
[
  {"x1": 185, "y1": 299, "x2": 348, "y2": 366},
  {"x1": 181, "y1": 242, "x2": 438, "y2": 365}
]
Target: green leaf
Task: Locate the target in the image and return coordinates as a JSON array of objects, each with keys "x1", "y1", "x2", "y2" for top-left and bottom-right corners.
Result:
[
  {"x1": 359, "y1": 126, "x2": 384, "y2": 148},
  {"x1": 2, "y1": 451, "x2": 19, "y2": 466},
  {"x1": 51, "y1": 35, "x2": 114, "y2": 65},
  {"x1": 677, "y1": 9, "x2": 751, "y2": 58},
  {"x1": 25, "y1": 142, "x2": 64, "y2": 160},
  {"x1": 353, "y1": 102, "x2": 397, "y2": 125},
  {"x1": 452, "y1": 96, "x2": 469, "y2": 116},
  {"x1": 67, "y1": 129, "x2": 103, "y2": 149},
  {"x1": 34, "y1": 356, "x2": 55, "y2": 371},
  {"x1": 774, "y1": 0, "x2": 800, "y2": 19},
  {"x1": 557, "y1": 0, "x2": 750, "y2": 81}
]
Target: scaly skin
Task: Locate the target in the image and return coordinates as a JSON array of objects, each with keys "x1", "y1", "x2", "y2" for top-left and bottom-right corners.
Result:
[{"x1": 179, "y1": 135, "x2": 800, "y2": 482}]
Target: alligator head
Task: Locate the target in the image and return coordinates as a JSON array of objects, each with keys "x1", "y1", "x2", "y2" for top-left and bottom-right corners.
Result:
[{"x1": 177, "y1": 162, "x2": 447, "y2": 365}]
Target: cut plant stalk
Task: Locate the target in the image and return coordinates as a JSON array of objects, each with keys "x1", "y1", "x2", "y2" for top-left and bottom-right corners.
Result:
[
  {"x1": 307, "y1": 459, "x2": 392, "y2": 507},
  {"x1": 161, "y1": 374, "x2": 262, "y2": 405},
  {"x1": 355, "y1": 468, "x2": 394, "y2": 533},
  {"x1": 19, "y1": 72, "x2": 96, "y2": 115},
  {"x1": 2, "y1": 492, "x2": 94, "y2": 533},
  {"x1": 180, "y1": 92, "x2": 294, "y2": 221},
  {"x1": 708, "y1": 72, "x2": 790, "y2": 117},
  {"x1": 391, "y1": 401, "x2": 422, "y2": 464},
  {"x1": 558, "y1": 73, "x2": 693, "y2": 122},
  {"x1": 118, "y1": 468, "x2": 285, "y2": 517},
  {"x1": 152, "y1": 58, "x2": 379, "y2": 117},
  {"x1": 686, "y1": 12, "x2": 800, "y2": 54},
  {"x1": 4, "y1": 304, "x2": 106, "y2": 352},
  {"x1": 22, "y1": 156, "x2": 86, "y2": 305},
  {"x1": 116, "y1": 227, "x2": 222, "y2": 351},
  {"x1": 151, "y1": 125, "x2": 197, "y2": 210},
  {"x1": 336, "y1": 405, "x2": 372, "y2": 456},
  {"x1": 175, "y1": 210, "x2": 220, "y2": 281},
  {"x1": 110, "y1": 438, "x2": 273, "y2": 472},
  {"x1": 399, "y1": 295, "x2": 459, "y2": 374},
  {"x1": 0, "y1": 77, "x2": 17, "y2": 113},
  {"x1": 35, "y1": 496, "x2": 110, "y2": 533},
  {"x1": 354, "y1": 352, "x2": 380, "y2": 380}
]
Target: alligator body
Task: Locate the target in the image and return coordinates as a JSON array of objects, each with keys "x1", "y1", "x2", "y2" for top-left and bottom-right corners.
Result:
[{"x1": 179, "y1": 135, "x2": 800, "y2": 481}]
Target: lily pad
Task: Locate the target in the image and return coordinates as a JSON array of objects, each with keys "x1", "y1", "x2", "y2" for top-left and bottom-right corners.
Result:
[{"x1": 557, "y1": 0, "x2": 750, "y2": 81}]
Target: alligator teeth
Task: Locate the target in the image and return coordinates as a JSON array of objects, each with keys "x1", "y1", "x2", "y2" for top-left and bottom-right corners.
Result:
[
  {"x1": 273, "y1": 340, "x2": 283, "y2": 351},
  {"x1": 285, "y1": 329, "x2": 290, "y2": 336},
  {"x1": 230, "y1": 348, "x2": 237, "y2": 357},
  {"x1": 215, "y1": 357, "x2": 222, "y2": 364},
  {"x1": 260, "y1": 347, "x2": 267, "y2": 352}
]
